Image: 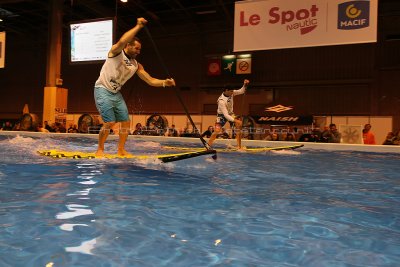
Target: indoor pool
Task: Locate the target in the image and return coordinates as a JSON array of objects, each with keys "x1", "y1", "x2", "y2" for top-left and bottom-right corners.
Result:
[{"x1": 0, "y1": 134, "x2": 399, "y2": 267}]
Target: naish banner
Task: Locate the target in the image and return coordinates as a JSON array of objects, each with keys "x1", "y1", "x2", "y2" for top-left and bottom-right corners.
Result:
[
  {"x1": 253, "y1": 116, "x2": 314, "y2": 125},
  {"x1": 234, "y1": 0, "x2": 377, "y2": 52}
]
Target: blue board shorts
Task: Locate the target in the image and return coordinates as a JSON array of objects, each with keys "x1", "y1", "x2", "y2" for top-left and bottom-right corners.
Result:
[
  {"x1": 94, "y1": 87, "x2": 129, "y2": 123},
  {"x1": 216, "y1": 114, "x2": 234, "y2": 128}
]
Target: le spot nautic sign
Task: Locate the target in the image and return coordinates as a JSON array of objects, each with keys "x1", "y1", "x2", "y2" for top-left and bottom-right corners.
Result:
[{"x1": 234, "y1": 0, "x2": 377, "y2": 52}]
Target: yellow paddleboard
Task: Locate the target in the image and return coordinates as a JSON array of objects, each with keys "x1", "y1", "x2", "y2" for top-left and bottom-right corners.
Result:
[{"x1": 38, "y1": 149, "x2": 217, "y2": 163}]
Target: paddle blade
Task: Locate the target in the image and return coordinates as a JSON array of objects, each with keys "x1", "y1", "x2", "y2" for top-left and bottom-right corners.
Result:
[{"x1": 159, "y1": 149, "x2": 217, "y2": 163}]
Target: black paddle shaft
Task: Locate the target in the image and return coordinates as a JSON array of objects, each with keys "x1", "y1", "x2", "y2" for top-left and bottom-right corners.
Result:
[{"x1": 144, "y1": 26, "x2": 212, "y2": 151}]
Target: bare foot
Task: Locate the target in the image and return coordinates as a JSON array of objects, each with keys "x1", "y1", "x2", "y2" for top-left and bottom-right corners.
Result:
[
  {"x1": 226, "y1": 144, "x2": 235, "y2": 149},
  {"x1": 95, "y1": 150, "x2": 105, "y2": 157},
  {"x1": 237, "y1": 146, "x2": 247, "y2": 151},
  {"x1": 117, "y1": 149, "x2": 132, "y2": 157}
]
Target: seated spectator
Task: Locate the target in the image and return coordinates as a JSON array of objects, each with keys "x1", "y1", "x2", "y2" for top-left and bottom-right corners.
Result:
[
  {"x1": 201, "y1": 126, "x2": 214, "y2": 138},
  {"x1": 321, "y1": 123, "x2": 341, "y2": 143},
  {"x1": 55, "y1": 122, "x2": 66, "y2": 133},
  {"x1": 79, "y1": 122, "x2": 89, "y2": 133},
  {"x1": 67, "y1": 124, "x2": 79, "y2": 133},
  {"x1": 285, "y1": 133, "x2": 296, "y2": 141},
  {"x1": 217, "y1": 127, "x2": 230, "y2": 139},
  {"x1": 382, "y1": 131, "x2": 395, "y2": 145},
  {"x1": 1, "y1": 121, "x2": 13, "y2": 131},
  {"x1": 393, "y1": 130, "x2": 400, "y2": 145},
  {"x1": 36, "y1": 123, "x2": 49, "y2": 133},
  {"x1": 12, "y1": 122, "x2": 20, "y2": 131},
  {"x1": 44, "y1": 121, "x2": 55, "y2": 132},
  {"x1": 72, "y1": 124, "x2": 78, "y2": 133},
  {"x1": 298, "y1": 133, "x2": 316, "y2": 142},
  {"x1": 362, "y1": 123, "x2": 376, "y2": 144},
  {"x1": 264, "y1": 132, "x2": 279, "y2": 141},
  {"x1": 132, "y1": 123, "x2": 143, "y2": 135},
  {"x1": 167, "y1": 124, "x2": 179, "y2": 137}
]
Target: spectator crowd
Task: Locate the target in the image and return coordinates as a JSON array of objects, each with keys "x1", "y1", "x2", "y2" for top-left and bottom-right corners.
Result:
[{"x1": 1, "y1": 120, "x2": 400, "y2": 146}]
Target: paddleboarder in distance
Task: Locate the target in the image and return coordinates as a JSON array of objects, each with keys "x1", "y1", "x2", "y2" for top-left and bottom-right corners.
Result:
[{"x1": 207, "y1": 79, "x2": 250, "y2": 150}]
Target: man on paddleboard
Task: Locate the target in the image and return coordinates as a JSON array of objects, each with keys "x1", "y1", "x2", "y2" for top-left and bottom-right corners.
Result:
[
  {"x1": 94, "y1": 17, "x2": 175, "y2": 156},
  {"x1": 207, "y1": 79, "x2": 249, "y2": 150}
]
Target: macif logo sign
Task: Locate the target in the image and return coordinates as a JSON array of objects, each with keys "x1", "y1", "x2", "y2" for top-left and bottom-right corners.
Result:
[
  {"x1": 338, "y1": 1, "x2": 370, "y2": 30},
  {"x1": 268, "y1": 4, "x2": 319, "y2": 35}
]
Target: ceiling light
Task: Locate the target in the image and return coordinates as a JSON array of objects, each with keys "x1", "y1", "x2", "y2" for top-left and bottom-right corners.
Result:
[{"x1": 120, "y1": 0, "x2": 128, "y2": 3}]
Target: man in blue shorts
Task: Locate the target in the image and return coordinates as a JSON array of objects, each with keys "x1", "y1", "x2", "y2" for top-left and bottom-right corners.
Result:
[
  {"x1": 207, "y1": 79, "x2": 249, "y2": 149},
  {"x1": 94, "y1": 17, "x2": 175, "y2": 156}
]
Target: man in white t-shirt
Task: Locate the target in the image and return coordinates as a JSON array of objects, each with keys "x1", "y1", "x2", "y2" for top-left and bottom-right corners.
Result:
[
  {"x1": 207, "y1": 79, "x2": 249, "y2": 149},
  {"x1": 94, "y1": 17, "x2": 175, "y2": 156}
]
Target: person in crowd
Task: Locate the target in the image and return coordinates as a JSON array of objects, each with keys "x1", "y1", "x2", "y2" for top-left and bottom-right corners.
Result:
[
  {"x1": 393, "y1": 130, "x2": 400, "y2": 145},
  {"x1": 167, "y1": 124, "x2": 179, "y2": 137},
  {"x1": 362, "y1": 123, "x2": 376, "y2": 145},
  {"x1": 57, "y1": 122, "x2": 66, "y2": 133},
  {"x1": 67, "y1": 123, "x2": 78, "y2": 133},
  {"x1": 207, "y1": 79, "x2": 249, "y2": 149},
  {"x1": 382, "y1": 131, "x2": 396, "y2": 145},
  {"x1": 93, "y1": 17, "x2": 176, "y2": 156},
  {"x1": 264, "y1": 132, "x2": 280, "y2": 141},
  {"x1": 201, "y1": 126, "x2": 214, "y2": 138},
  {"x1": 44, "y1": 121, "x2": 54, "y2": 132},
  {"x1": 1, "y1": 121, "x2": 13, "y2": 131},
  {"x1": 132, "y1": 123, "x2": 143, "y2": 135},
  {"x1": 36, "y1": 123, "x2": 49, "y2": 133},
  {"x1": 79, "y1": 121, "x2": 89, "y2": 133},
  {"x1": 12, "y1": 122, "x2": 20, "y2": 131},
  {"x1": 285, "y1": 133, "x2": 296, "y2": 141},
  {"x1": 70, "y1": 124, "x2": 79, "y2": 133},
  {"x1": 271, "y1": 132, "x2": 279, "y2": 141},
  {"x1": 298, "y1": 133, "x2": 316, "y2": 142},
  {"x1": 217, "y1": 127, "x2": 230, "y2": 139},
  {"x1": 180, "y1": 127, "x2": 199, "y2": 137},
  {"x1": 321, "y1": 123, "x2": 341, "y2": 143}
]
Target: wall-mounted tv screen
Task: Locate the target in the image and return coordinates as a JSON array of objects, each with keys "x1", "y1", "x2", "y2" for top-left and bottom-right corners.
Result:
[{"x1": 70, "y1": 18, "x2": 114, "y2": 63}]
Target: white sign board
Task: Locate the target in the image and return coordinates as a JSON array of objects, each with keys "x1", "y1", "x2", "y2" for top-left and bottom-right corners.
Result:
[
  {"x1": 234, "y1": 0, "x2": 378, "y2": 52},
  {"x1": 70, "y1": 19, "x2": 113, "y2": 63}
]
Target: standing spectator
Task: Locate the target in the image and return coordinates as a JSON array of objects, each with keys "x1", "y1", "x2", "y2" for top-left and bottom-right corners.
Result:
[
  {"x1": 321, "y1": 123, "x2": 341, "y2": 143},
  {"x1": 362, "y1": 123, "x2": 376, "y2": 144}
]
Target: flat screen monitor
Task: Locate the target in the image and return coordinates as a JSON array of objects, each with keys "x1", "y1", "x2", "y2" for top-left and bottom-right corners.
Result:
[{"x1": 70, "y1": 18, "x2": 114, "y2": 64}]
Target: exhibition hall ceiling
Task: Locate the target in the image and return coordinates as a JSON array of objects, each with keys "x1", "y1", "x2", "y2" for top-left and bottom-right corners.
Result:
[{"x1": 0, "y1": 0, "x2": 399, "y2": 41}]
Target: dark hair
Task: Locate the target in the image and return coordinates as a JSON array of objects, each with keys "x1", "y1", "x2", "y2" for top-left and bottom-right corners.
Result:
[
  {"x1": 128, "y1": 37, "x2": 141, "y2": 45},
  {"x1": 223, "y1": 84, "x2": 233, "y2": 91}
]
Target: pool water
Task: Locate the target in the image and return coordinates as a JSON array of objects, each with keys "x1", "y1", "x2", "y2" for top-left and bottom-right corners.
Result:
[{"x1": 0, "y1": 134, "x2": 399, "y2": 266}]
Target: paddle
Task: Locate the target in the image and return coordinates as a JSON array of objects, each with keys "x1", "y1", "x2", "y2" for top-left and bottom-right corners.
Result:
[{"x1": 143, "y1": 26, "x2": 216, "y2": 158}]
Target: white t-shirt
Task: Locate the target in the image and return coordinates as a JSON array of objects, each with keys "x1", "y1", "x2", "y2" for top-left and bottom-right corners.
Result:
[
  {"x1": 217, "y1": 86, "x2": 246, "y2": 122},
  {"x1": 95, "y1": 50, "x2": 139, "y2": 92}
]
